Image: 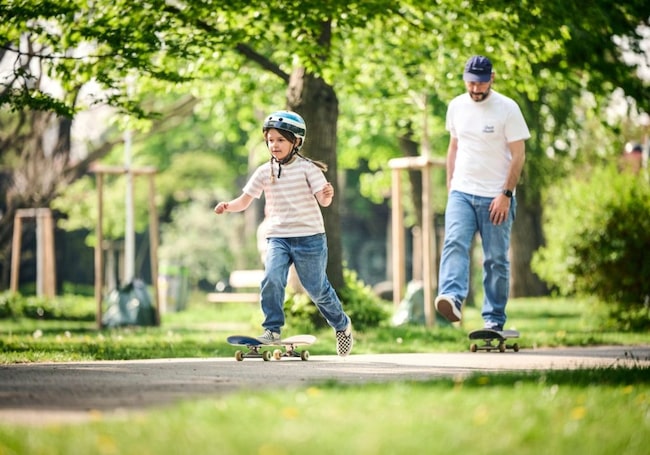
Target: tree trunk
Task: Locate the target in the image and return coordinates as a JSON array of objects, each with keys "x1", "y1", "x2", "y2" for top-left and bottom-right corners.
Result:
[
  {"x1": 286, "y1": 69, "x2": 344, "y2": 290},
  {"x1": 510, "y1": 186, "x2": 548, "y2": 297}
]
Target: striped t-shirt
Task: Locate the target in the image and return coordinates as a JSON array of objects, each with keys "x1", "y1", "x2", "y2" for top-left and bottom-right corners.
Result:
[{"x1": 243, "y1": 157, "x2": 328, "y2": 238}]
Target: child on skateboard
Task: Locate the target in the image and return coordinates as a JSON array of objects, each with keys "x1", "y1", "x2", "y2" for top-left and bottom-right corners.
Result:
[{"x1": 214, "y1": 110, "x2": 353, "y2": 357}]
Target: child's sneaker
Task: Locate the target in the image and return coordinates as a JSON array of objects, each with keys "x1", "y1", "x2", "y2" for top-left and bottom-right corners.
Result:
[
  {"x1": 256, "y1": 329, "x2": 281, "y2": 344},
  {"x1": 335, "y1": 322, "x2": 353, "y2": 357},
  {"x1": 434, "y1": 295, "x2": 462, "y2": 322},
  {"x1": 484, "y1": 323, "x2": 503, "y2": 332}
]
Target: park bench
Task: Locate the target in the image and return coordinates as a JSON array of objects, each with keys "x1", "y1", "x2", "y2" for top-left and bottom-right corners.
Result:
[{"x1": 207, "y1": 269, "x2": 264, "y2": 304}]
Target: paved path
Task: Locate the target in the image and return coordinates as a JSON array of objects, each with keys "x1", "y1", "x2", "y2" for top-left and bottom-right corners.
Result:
[{"x1": 1, "y1": 345, "x2": 649, "y2": 425}]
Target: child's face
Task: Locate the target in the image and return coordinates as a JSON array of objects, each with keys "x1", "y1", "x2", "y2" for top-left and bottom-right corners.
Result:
[{"x1": 266, "y1": 129, "x2": 295, "y2": 161}]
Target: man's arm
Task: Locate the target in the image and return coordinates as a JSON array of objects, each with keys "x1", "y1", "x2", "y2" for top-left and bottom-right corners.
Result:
[
  {"x1": 446, "y1": 136, "x2": 459, "y2": 193},
  {"x1": 489, "y1": 139, "x2": 526, "y2": 225},
  {"x1": 504, "y1": 139, "x2": 526, "y2": 192}
]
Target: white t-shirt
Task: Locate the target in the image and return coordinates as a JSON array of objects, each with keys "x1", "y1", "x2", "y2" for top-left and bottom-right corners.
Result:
[
  {"x1": 446, "y1": 90, "x2": 530, "y2": 197},
  {"x1": 244, "y1": 157, "x2": 328, "y2": 238}
]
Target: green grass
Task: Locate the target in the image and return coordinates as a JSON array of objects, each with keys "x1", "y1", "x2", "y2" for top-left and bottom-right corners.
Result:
[
  {"x1": 1, "y1": 294, "x2": 649, "y2": 454},
  {"x1": 1, "y1": 295, "x2": 647, "y2": 363},
  {"x1": 0, "y1": 369, "x2": 648, "y2": 454}
]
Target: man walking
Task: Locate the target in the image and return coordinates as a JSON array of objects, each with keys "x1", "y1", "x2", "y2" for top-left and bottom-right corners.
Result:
[{"x1": 435, "y1": 55, "x2": 530, "y2": 331}]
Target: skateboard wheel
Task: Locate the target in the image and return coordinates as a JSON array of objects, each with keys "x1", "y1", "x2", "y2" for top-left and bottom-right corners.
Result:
[
  {"x1": 498, "y1": 343, "x2": 506, "y2": 353},
  {"x1": 262, "y1": 350, "x2": 271, "y2": 361},
  {"x1": 470, "y1": 343, "x2": 478, "y2": 353},
  {"x1": 513, "y1": 343, "x2": 520, "y2": 352},
  {"x1": 273, "y1": 349, "x2": 282, "y2": 360},
  {"x1": 301, "y1": 350, "x2": 310, "y2": 361},
  {"x1": 235, "y1": 350, "x2": 244, "y2": 362}
]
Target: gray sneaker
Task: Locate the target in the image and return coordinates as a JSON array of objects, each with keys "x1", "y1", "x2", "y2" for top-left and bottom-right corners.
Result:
[
  {"x1": 256, "y1": 329, "x2": 281, "y2": 344},
  {"x1": 335, "y1": 322, "x2": 353, "y2": 357},
  {"x1": 434, "y1": 295, "x2": 462, "y2": 322},
  {"x1": 484, "y1": 324, "x2": 503, "y2": 332}
]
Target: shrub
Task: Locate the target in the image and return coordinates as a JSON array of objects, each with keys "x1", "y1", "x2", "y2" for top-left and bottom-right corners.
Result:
[
  {"x1": 338, "y1": 268, "x2": 391, "y2": 330},
  {"x1": 532, "y1": 165, "x2": 650, "y2": 328},
  {"x1": 0, "y1": 292, "x2": 20, "y2": 318},
  {"x1": 284, "y1": 268, "x2": 390, "y2": 332},
  {"x1": 0, "y1": 291, "x2": 95, "y2": 321}
]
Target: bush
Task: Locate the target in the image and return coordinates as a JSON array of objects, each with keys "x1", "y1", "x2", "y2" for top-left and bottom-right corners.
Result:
[
  {"x1": 284, "y1": 268, "x2": 390, "y2": 333},
  {"x1": 0, "y1": 292, "x2": 21, "y2": 318},
  {"x1": 532, "y1": 166, "x2": 650, "y2": 328},
  {"x1": 338, "y1": 268, "x2": 391, "y2": 330},
  {"x1": 0, "y1": 291, "x2": 96, "y2": 321}
]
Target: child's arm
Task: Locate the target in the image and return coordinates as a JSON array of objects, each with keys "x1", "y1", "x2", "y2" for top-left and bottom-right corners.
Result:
[
  {"x1": 214, "y1": 193, "x2": 254, "y2": 214},
  {"x1": 315, "y1": 182, "x2": 334, "y2": 207}
]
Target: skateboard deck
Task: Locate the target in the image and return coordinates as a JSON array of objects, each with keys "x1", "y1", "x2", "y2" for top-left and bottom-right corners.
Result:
[
  {"x1": 468, "y1": 329, "x2": 520, "y2": 353},
  {"x1": 226, "y1": 334, "x2": 316, "y2": 361}
]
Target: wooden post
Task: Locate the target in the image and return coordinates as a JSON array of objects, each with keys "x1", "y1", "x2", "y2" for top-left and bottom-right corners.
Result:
[
  {"x1": 421, "y1": 162, "x2": 434, "y2": 327},
  {"x1": 10, "y1": 208, "x2": 56, "y2": 298},
  {"x1": 95, "y1": 172, "x2": 104, "y2": 329},
  {"x1": 148, "y1": 173, "x2": 160, "y2": 326},
  {"x1": 388, "y1": 156, "x2": 445, "y2": 326},
  {"x1": 390, "y1": 166, "x2": 405, "y2": 309},
  {"x1": 36, "y1": 213, "x2": 44, "y2": 295},
  {"x1": 10, "y1": 216, "x2": 22, "y2": 293},
  {"x1": 90, "y1": 164, "x2": 159, "y2": 328},
  {"x1": 42, "y1": 210, "x2": 56, "y2": 297}
]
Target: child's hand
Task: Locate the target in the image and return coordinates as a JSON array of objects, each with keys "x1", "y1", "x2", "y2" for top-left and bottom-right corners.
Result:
[
  {"x1": 321, "y1": 182, "x2": 334, "y2": 199},
  {"x1": 214, "y1": 202, "x2": 228, "y2": 214},
  {"x1": 316, "y1": 182, "x2": 334, "y2": 207}
]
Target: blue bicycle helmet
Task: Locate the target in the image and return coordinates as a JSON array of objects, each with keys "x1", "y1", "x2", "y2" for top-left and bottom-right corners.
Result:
[{"x1": 263, "y1": 110, "x2": 306, "y2": 150}]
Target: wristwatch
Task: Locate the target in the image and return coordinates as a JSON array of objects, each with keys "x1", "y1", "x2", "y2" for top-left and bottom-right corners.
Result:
[{"x1": 502, "y1": 189, "x2": 513, "y2": 198}]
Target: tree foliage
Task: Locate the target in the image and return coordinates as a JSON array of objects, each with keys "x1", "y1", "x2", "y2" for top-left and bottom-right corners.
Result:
[{"x1": 1, "y1": 0, "x2": 648, "y2": 295}]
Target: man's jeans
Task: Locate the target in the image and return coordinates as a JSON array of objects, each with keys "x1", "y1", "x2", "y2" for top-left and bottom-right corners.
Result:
[
  {"x1": 437, "y1": 190, "x2": 516, "y2": 328},
  {"x1": 261, "y1": 233, "x2": 349, "y2": 333}
]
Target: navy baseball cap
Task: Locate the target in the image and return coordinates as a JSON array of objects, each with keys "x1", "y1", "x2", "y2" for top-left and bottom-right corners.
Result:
[{"x1": 463, "y1": 55, "x2": 493, "y2": 82}]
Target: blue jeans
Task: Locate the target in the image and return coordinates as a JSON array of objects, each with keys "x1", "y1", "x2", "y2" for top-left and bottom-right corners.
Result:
[
  {"x1": 260, "y1": 233, "x2": 350, "y2": 334},
  {"x1": 438, "y1": 190, "x2": 516, "y2": 328}
]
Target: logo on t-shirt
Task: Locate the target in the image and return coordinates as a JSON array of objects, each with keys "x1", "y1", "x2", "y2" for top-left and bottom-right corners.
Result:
[{"x1": 483, "y1": 125, "x2": 495, "y2": 133}]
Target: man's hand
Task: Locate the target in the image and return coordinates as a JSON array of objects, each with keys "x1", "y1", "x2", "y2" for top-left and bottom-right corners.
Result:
[{"x1": 489, "y1": 195, "x2": 511, "y2": 225}]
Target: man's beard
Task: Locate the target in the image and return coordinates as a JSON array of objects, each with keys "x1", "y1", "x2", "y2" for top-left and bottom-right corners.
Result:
[{"x1": 469, "y1": 87, "x2": 491, "y2": 102}]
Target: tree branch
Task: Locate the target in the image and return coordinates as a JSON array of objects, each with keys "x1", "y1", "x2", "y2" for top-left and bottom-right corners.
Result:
[
  {"x1": 234, "y1": 43, "x2": 290, "y2": 83},
  {"x1": 160, "y1": 3, "x2": 290, "y2": 84}
]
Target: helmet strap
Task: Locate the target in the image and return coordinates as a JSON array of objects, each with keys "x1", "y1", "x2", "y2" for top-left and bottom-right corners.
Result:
[{"x1": 271, "y1": 149, "x2": 298, "y2": 179}]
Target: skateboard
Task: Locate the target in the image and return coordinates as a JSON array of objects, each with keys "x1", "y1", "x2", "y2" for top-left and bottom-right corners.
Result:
[
  {"x1": 226, "y1": 334, "x2": 316, "y2": 361},
  {"x1": 468, "y1": 329, "x2": 520, "y2": 353}
]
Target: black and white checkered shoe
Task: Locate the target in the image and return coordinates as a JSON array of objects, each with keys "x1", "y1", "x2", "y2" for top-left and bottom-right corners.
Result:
[{"x1": 335, "y1": 322, "x2": 353, "y2": 357}]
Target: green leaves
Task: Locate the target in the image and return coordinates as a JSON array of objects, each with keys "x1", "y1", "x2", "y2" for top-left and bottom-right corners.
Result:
[
  {"x1": 3, "y1": 0, "x2": 649, "y2": 293},
  {"x1": 532, "y1": 165, "x2": 650, "y2": 306}
]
